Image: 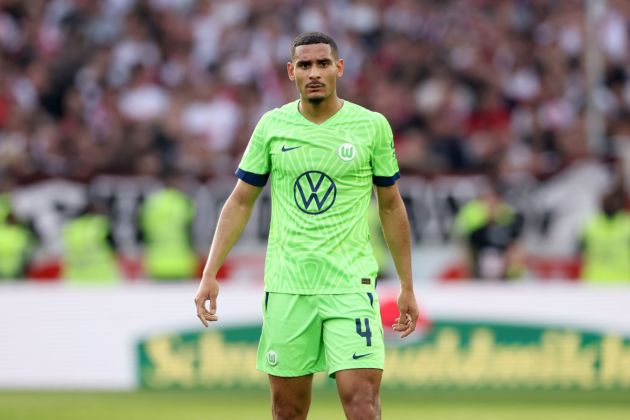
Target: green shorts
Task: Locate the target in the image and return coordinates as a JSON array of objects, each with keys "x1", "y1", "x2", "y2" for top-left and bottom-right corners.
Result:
[{"x1": 256, "y1": 292, "x2": 384, "y2": 377}]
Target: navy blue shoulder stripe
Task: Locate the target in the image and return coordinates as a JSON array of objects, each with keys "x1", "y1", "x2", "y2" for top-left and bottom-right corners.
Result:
[
  {"x1": 373, "y1": 171, "x2": 400, "y2": 186},
  {"x1": 235, "y1": 168, "x2": 269, "y2": 187},
  {"x1": 237, "y1": 169, "x2": 398, "y2": 187}
]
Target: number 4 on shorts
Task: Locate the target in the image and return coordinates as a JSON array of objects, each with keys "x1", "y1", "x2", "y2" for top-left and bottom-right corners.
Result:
[{"x1": 355, "y1": 317, "x2": 372, "y2": 346}]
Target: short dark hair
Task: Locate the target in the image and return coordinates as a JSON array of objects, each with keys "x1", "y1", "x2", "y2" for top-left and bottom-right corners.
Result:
[{"x1": 291, "y1": 32, "x2": 339, "y2": 59}]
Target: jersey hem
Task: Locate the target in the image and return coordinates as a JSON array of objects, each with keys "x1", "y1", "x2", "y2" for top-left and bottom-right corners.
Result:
[
  {"x1": 255, "y1": 366, "x2": 325, "y2": 377},
  {"x1": 262, "y1": 286, "x2": 376, "y2": 295},
  {"x1": 328, "y1": 365, "x2": 384, "y2": 378}
]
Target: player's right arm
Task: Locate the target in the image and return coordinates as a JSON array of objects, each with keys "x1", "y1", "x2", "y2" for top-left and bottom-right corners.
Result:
[{"x1": 194, "y1": 180, "x2": 263, "y2": 327}]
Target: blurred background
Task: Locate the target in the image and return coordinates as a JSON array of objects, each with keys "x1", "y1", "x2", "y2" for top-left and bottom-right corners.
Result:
[{"x1": 0, "y1": 0, "x2": 629, "y2": 418}]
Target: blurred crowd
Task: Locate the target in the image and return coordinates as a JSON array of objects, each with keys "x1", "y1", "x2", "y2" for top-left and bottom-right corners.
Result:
[
  {"x1": 1, "y1": 0, "x2": 630, "y2": 282},
  {"x1": 1, "y1": 0, "x2": 630, "y2": 185}
]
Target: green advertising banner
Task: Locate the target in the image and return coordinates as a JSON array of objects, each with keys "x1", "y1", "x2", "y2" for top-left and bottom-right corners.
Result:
[{"x1": 137, "y1": 322, "x2": 630, "y2": 391}]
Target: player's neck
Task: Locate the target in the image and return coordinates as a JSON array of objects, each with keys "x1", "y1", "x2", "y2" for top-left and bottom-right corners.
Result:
[{"x1": 298, "y1": 96, "x2": 343, "y2": 125}]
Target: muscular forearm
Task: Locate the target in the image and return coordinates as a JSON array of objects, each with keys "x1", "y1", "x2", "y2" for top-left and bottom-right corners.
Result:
[
  {"x1": 379, "y1": 200, "x2": 413, "y2": 291},
  {"x1": 202, "y1": 195, "x2": 255, "y2": 279}
]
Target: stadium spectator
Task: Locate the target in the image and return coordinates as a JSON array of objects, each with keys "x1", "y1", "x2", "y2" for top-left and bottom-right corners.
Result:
[
  {"x1": 0, "y1": 179, "x2": 12, "y2": 223},
  {"x1": 61, "y1": 200, "x2": 119, "y2": 283},
  {"x1": 578, "y1": 186, "x2": 630, "y2": 283},
  {"x1": 455, "y1": 181, "x2": 526, "y2": 280},
  {"x1": 0, "y1": 210, "x2": 35, "y2": 280},
  {"x1": 139, "y1": 171, "x2": 197, "y2": 280}
]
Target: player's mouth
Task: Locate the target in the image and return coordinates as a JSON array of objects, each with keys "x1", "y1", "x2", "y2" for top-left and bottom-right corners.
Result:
[{"x1": 306, "y1": 83, "x2": 324, "y2": 91}]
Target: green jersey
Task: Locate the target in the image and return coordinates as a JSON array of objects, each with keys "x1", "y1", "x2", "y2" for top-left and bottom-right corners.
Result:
[{"x1": 237, "y1": 100, "x2": 400, "y2": 294}]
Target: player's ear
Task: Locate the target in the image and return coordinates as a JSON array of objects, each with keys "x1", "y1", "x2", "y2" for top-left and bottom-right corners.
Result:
[
  {"x1": 287, "y1": 62, "x2": 295, "y2": 81},
  {"x1": 336, "y1": 58, "x2": 344, "y2": 78}
]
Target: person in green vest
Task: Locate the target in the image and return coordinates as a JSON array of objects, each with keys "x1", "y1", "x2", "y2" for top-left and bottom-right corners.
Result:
[
  {"x1": 61, "y1": 201, "x2": 119, "y2": 283},
  {"x1": 0, "y1": 193, "x2": 10, "y2": 225},
  {"x1": 0, "y1": 211, "x2": 35, "y2": 280},
  {"x1": 0, "y1": 177, "x2": 14, "y2": 224},
  {"x1": 579, "y1": 188, "x2": 630, "y2": 283},
  {"x1": 139, "y1": 173, "x2": 197, "y2": 280},
  {"x1": 454, "y1": 182, "x2": 525, "y2": 280}
]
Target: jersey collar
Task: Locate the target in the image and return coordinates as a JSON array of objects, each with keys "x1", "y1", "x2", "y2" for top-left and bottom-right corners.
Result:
[{"x1": 294, "y1": 99, "x2": 346, "y2": 126}]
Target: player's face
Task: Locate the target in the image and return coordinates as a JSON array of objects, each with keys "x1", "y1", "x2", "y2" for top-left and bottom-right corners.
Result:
[{"x1": 288, "y1": 44, "x2": 344, "y2": 104}]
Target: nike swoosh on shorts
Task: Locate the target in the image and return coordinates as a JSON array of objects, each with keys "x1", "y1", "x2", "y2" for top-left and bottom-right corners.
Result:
[{"x1": 352, "y1": 353, "x2": 372, "y2": 360}]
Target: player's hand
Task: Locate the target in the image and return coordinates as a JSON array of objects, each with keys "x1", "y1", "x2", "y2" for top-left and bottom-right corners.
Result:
[
  {"x1": 392, "y1": 289, "x2": 419, "y2": 338},
  {"x1": 194, "y1": 277, "x2": 220, "y2": 327}
]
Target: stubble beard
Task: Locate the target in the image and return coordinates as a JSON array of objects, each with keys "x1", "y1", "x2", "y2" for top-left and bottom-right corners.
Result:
[
  {"x1": 306, "y1": 96, "x2": 325, "y2": 105},
  {"x1": 304, "y1": 89, "x2": 327, "y2": 105}
]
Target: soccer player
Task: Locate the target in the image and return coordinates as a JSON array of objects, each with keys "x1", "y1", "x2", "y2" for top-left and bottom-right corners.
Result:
[{"x1": 194, "y1": 32, "x2": 418, "y2": 420}]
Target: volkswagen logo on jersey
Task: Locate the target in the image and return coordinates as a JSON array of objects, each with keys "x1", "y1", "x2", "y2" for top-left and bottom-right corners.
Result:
[
  {"x1": 337, "y1": 143, "x2": 356, "y2": 161},
  {"x1": 294, "y1": 171, "x2": 336, "y2": 214}
]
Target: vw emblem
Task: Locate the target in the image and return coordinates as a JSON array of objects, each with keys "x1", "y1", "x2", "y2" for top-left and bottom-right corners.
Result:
[{"x1": 294, "y1": 171, "x2": 336, "y2": 214}]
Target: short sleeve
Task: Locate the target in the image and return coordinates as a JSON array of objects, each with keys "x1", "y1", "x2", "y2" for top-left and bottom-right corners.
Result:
[
  {"x1": 371, "y1": 113, "x2": 400, "y2": 186},
  {"x1": 235, "y1": 113, "x2": 271, "y2": 187}
]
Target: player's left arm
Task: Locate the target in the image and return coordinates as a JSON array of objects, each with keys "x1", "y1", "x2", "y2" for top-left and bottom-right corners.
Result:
[{"x1": 375, "y1": 183, "x2": 419, "y2": 338}]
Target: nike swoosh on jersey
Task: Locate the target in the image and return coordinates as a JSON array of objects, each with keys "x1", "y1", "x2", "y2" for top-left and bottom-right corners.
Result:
[
  {"x1": 352, "y1": 353, "x2": 372, "y2": 360},
  {"x1": 281, "y1": 145, "x2": 302, "y2": 152}
]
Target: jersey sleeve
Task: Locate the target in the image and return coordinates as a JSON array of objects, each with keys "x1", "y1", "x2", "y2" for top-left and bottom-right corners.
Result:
[
  {"x1": 371, "y1": 113, "x2": 400, "y2": 186},
  {"x1": 235, "y1": 113, "x2": 271, "y2": 187}
]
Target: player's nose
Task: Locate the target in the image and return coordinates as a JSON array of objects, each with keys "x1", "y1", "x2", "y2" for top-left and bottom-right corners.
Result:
[{"x1": 308, "y1": 67, "x2": 321, "y2": 79}]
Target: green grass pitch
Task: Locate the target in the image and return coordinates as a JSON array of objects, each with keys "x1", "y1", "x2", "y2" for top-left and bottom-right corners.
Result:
[{"x1": 1, "y1": 390, "x2": 628, "y2": 419}]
